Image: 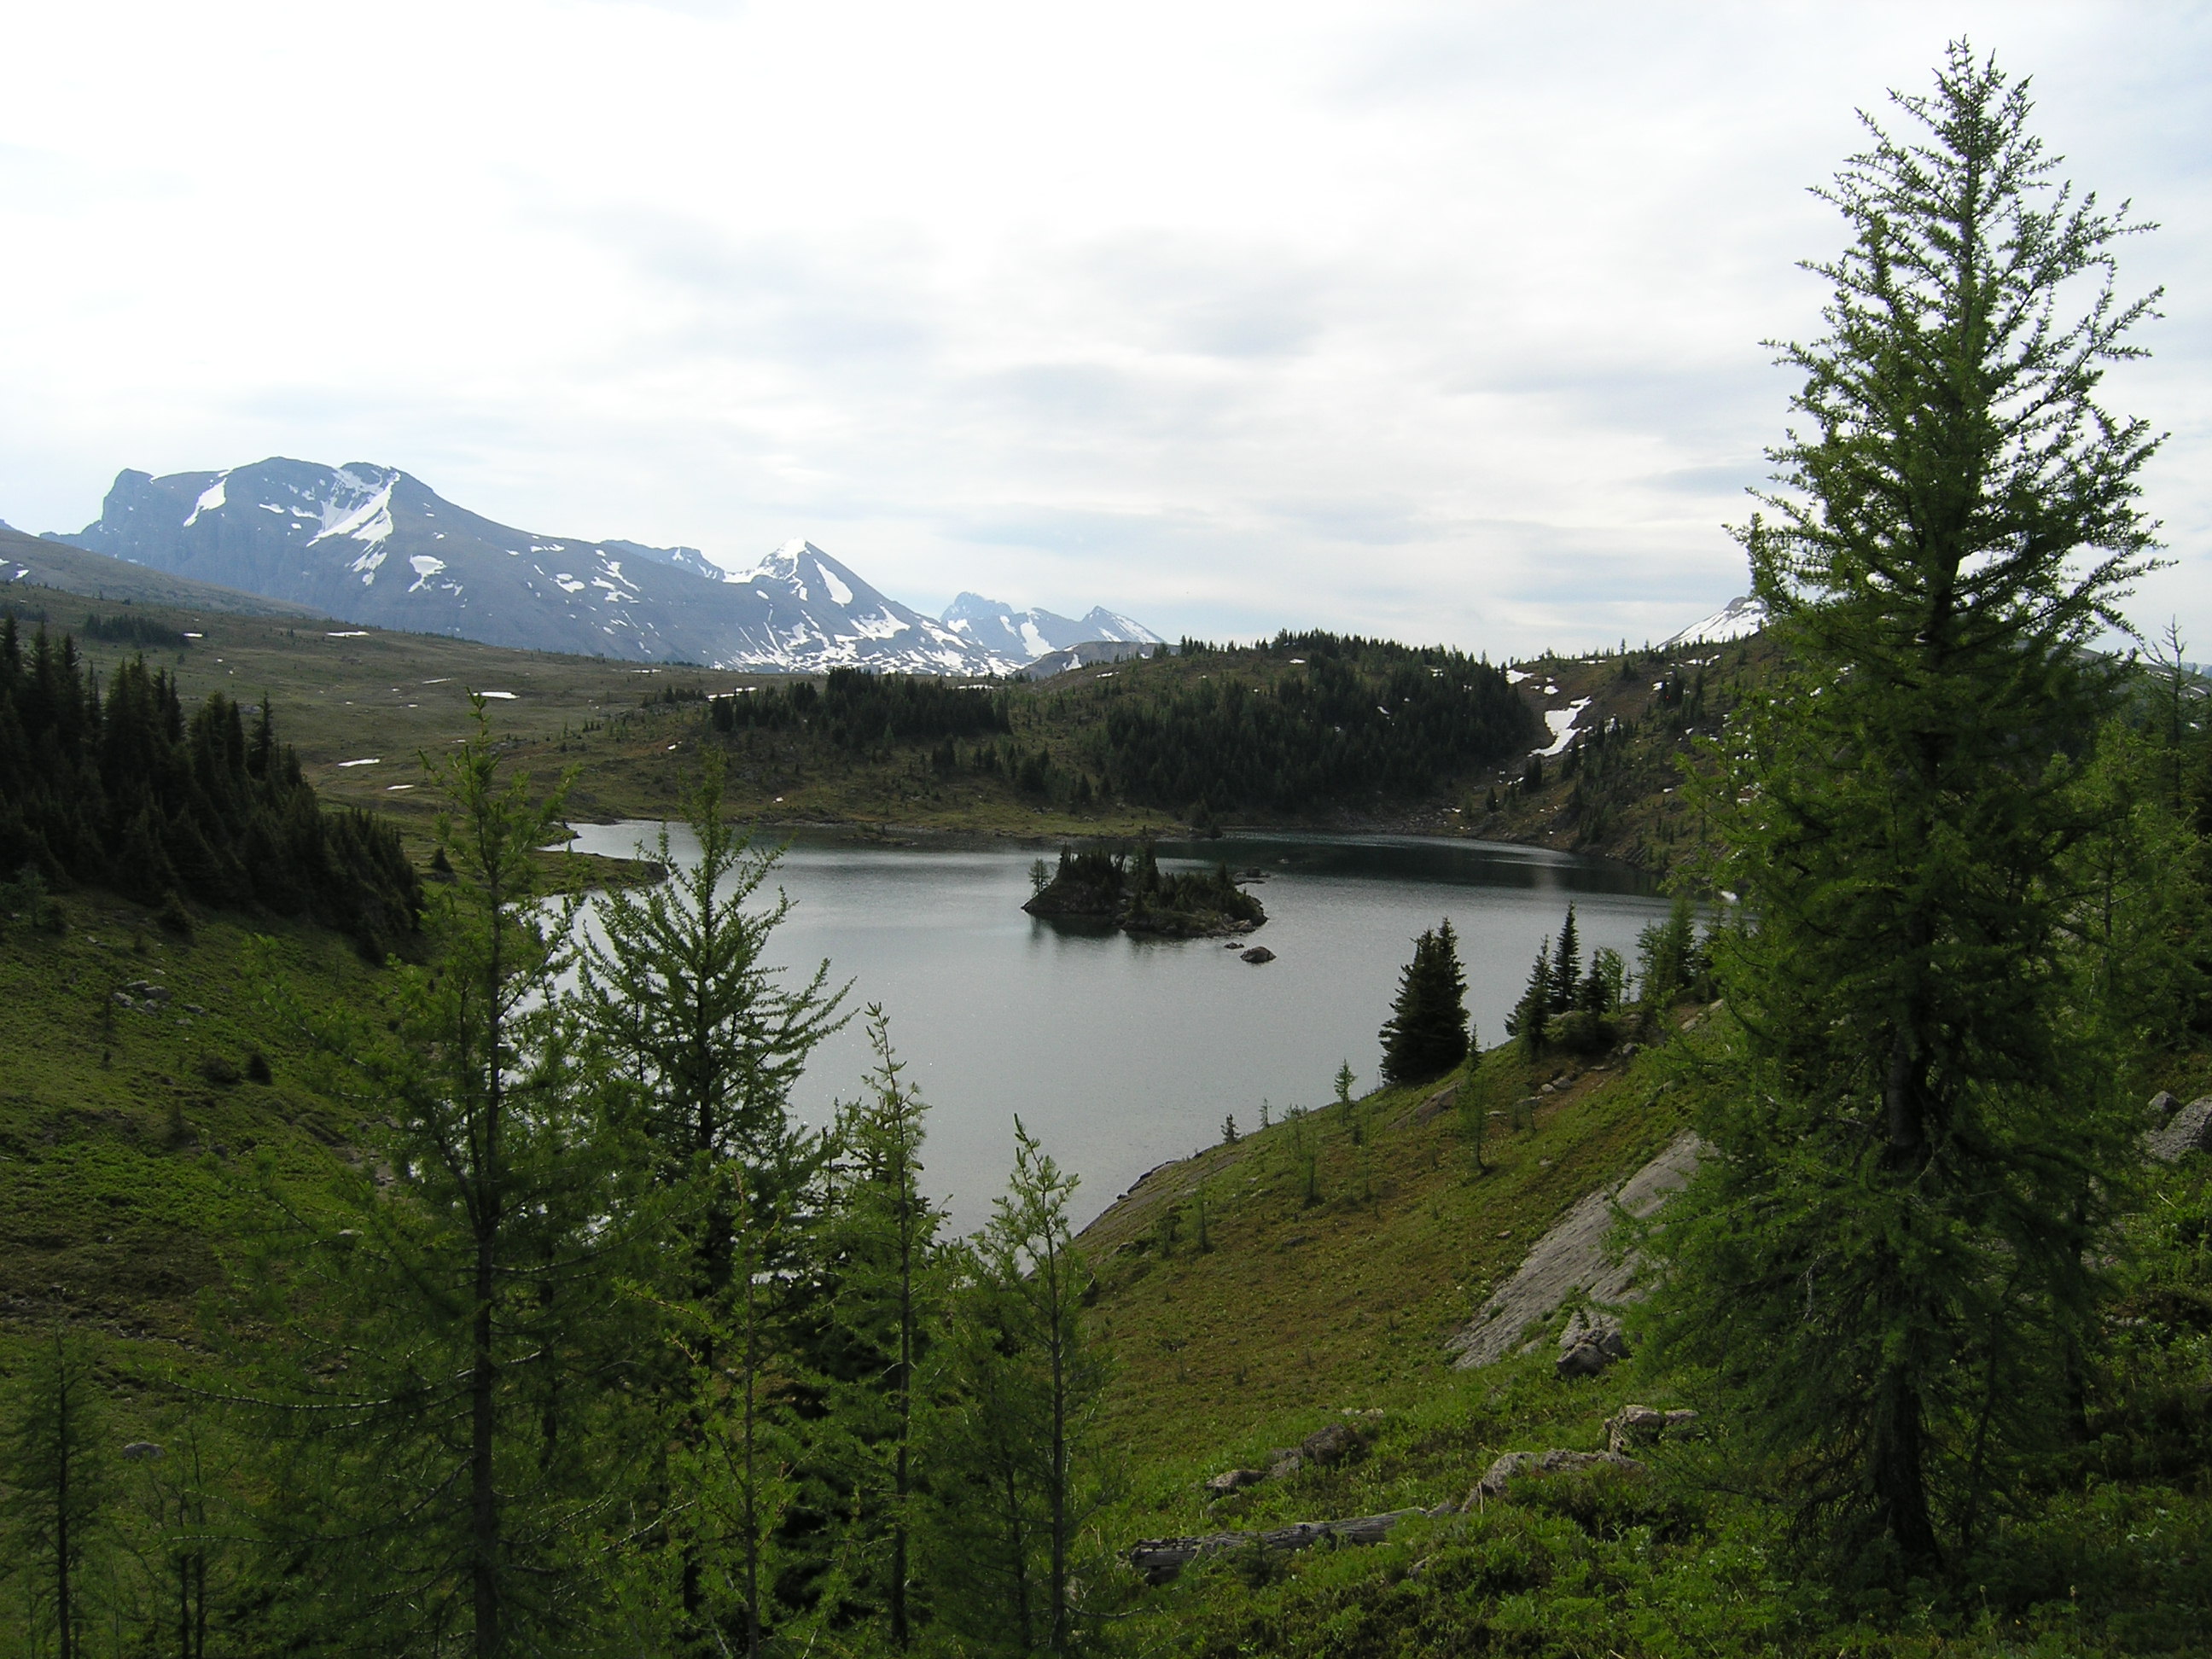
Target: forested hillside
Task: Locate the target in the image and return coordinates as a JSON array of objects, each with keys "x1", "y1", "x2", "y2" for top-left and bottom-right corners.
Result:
[
  {"x1": 0, "y1": 614, "x2": 421, "y2": 955},
  {"x1": 690, "y1": 630, "x2": 1539, "y2": 832}
]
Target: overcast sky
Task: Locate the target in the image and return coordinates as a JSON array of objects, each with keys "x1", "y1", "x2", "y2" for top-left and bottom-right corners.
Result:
[{"x1": 2, "y1": 2, "x2": 2205, "y2": 657}]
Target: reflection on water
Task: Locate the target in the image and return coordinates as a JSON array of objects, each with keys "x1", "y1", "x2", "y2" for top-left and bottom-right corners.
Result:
[{"x1": 562, "y1": 824, "x2": 1670, "y2": 1233}]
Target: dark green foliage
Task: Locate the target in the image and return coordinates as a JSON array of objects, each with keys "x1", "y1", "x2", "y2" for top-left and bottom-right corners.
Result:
[
  {"x1": 1025, "y1": 841, "x2": 1266, "y2": 937},
  {"x1": 1646, "y1": 46, "x2": 2164, "y2": 1575},
  {"x1": 572, "y1": 755, "x2": 848, "y2": 1654},
  {"x1": 1506, "y1": 937, "x2": 1551, "y2": 1056},
  {"x1": 1095, "y1": 633, "x2": 1534, "y2": 815},
  {"x1": 1634, "y1": 896, "x2": 1701, "y2": 1011},
  {"x1": 1, "y1": 1330, "x2": 109, "y2": 1659},
  {"x1": 79, "y1": 610, "x2": 188, "y2": 650},
  {"x1": 242, "y1": 712, "x2": 655, "y2": 1656},
  {"x1": 1378, "y1": 919, "x2": 1470, "y2": 1084},
  {"x1": 817, "y1": 1011, "x2": 949, "y2": 1650},
  {"x1": 923, "y1": 1122, "x2": 1112, "y2": 1656},
  {"x1": 710, "y1": 669, "x2": 1011, "y2": 748},
  {"x1": 0, "y1": 862, "x2": 65, "y2": 934},
  {"x1": 0, "y1": 620, "x2": 421, "y2": 955},
  {"x1": 1546, "y1": 905, "x2": 1580, "y2": 1013}
]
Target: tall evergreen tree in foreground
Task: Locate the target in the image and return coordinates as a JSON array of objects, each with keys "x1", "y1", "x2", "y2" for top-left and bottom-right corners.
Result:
[
  {"x1": 1, "y1": 1330, "x2": 108, "y2": 1659},
  {"x1": 247, "y1": 703, "x2": 649, "y2": 1656},
  {"x1": 925, "y1": 1121, "x2": 1109, "y2": 1656},
  {"x1": 573, "y1": 753, "x2": 847, "y2": 1654},
  {"x1": 819, "y1": 1010, "x2": 947, "y2": 1649},
  {"x1": 1645, "y1": 44, "x2": 2163, "y2": 1575},
  {"x1": 1379, "y1": 918, "x2": 1470, "y2": 1083}
]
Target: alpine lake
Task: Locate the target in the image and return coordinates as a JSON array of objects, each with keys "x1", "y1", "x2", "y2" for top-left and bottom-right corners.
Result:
[{"x1": 562, "y1": 824, "x2": 1673, "y2": 1233}]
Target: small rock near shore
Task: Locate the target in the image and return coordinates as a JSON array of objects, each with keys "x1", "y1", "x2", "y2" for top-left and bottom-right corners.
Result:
[{"x1": 1241, "y1": 946, "x2": 1276, "y2": 964}]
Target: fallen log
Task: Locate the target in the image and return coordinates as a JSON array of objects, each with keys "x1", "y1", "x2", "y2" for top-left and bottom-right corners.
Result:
[{"x1": 1126, "y1": 1506, "x2": 1441, "y2": 1585}]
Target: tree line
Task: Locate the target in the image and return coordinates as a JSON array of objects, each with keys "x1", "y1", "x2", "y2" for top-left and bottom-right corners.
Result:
[
  {"x1": 0, "y1": 618, "x2": 421, "y2": 957},
  {"x1": 3, "y1": 733, "x2": 1115, "y2": 1659}
]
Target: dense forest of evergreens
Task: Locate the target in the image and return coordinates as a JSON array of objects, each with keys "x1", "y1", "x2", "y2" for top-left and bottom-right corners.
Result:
[
  {"x1": 1087, "y1": 633, "x2": 1532, "y2": 817},
  {"x1": 0, "y1": 616, "x2": 421, "y2": 955},
  {"x1": 708, "y1": 667, "x2": 1013, "y2": 748}
]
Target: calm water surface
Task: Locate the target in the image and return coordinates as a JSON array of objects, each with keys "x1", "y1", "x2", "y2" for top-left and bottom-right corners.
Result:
[{"x1": 563, "y1": 824, "x2": 1671, "y2": 1232}]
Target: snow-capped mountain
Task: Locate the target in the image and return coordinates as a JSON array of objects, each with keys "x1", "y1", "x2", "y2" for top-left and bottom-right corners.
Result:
[
  {"x1": 1662, "y1": 595, "x2": 1767, "y2": 649},
  {"x1": 49, "y1": 460, "x2": 1160, "y2": 675},
  {"x1": 690, "y1": 538, "x2": 1009, "y2": 674},
  {"x1": 940, "y1": 592, "x2": 1162, "y2": 661}
]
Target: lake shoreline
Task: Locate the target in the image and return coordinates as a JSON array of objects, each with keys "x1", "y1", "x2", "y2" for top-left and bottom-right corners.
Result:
[{"x1": 562, "y1": 810, "x2": 1664, "y2": 885}]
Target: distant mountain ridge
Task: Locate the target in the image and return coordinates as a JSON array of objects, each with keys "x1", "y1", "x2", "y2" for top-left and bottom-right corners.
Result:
[
  {"x1": 941, "y1": 591, "x2": 1161, "y2": 661},
  {"x1": 44, "y1": 458, "x2": 1160, "y2": 676}
]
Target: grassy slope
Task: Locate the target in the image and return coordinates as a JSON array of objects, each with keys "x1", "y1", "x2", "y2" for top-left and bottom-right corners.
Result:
[
  {"x1": 1078, "y1": 1033, "x2": 1696, "y2": 1537},
  {"x1": 1078, "y1": 1029, "x2": 2212, "y2": 1656},
  {"x1": 0, "y1": 888, "x2": 388, "y2": 1342}
]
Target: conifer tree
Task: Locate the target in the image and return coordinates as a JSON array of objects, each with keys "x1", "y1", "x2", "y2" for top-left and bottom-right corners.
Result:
[
  {"x1": 1378, "y1": 920, "x2": 1470, "y2": 1083},
  {"x1": 573, "y1": 753, "x2": 848, "y2": 1650},
  {"x1": 1508, "y1": 938, "x2": 1551, "y2": 1057},
  {"x1": 1645, "y1": 44, "x2": 2163, "y2": 1574},
  {"x1": 2, "y1": 1330, "x2": 108, "y2": 1659},
  {"x1": 246, "y1": 702, "x2": 650, "y2": 1656},
  {"x1": 1547, "y1": 905, "x2": 1581, "y2": 1013},
  {"x1": 924, "y1": 1121, "x2": 1107, "y2": 1656},
  {"x1": 818, "y1": 1010, "x2": 947, "y2": 1649}
]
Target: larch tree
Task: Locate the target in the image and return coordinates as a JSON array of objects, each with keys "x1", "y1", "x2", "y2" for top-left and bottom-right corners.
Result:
[
  {"x1": 572, "y1": 752, "x2": 848, "y2": 1653},
  {"x1": 1644, "y1": 44, "x2": 2163, "y2": 1575},
  {"x1": 818, "y1": 1009, "x2": 947, "y2": 1649},
  {"x1": 246, "y1": 701, "x2": 651, "y2": 1657}
]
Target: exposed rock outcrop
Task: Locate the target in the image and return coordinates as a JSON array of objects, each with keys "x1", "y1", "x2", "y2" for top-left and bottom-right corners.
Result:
[
  {"x1": 2146, "y1": 1095, "x2": 2212, "y2": 1162},
  {"x1": 1446, "y1": 1132, "x2": 1703, "y2": 1370}
]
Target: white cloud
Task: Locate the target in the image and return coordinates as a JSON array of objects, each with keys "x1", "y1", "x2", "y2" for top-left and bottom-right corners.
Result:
[{"x1": 0, "y1": 1, "x2": 2204, "y2": 655}]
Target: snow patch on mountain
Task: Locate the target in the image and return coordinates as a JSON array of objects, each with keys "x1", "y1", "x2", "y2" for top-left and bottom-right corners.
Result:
[
  {"x1": 183, "y1": 473, "x2": 230, "y2": 527},
  {"x1": 49, "y1": 461, "x2": 1163, "y2": 675},
  {"x1": 1663, "y1": 596, "x2": 1766, "y2": 649}
]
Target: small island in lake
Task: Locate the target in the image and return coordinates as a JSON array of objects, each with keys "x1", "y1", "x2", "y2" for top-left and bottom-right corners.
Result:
[{"x1": 1024, "y1": 843, "x2": 1266, "y2": 939}]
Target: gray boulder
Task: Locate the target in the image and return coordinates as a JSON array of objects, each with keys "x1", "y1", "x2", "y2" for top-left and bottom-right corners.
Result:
[
  {"x1": 1266, "y1": 1419, "x2": 1365, "y2": 1481},
  {"x1": 2147, "y1": 1097, "x2": 2212, "y2": 1162},
  {"x1": 1241, "y1": 946, "x2": 1276, "y2": 964},
  {"x1": 2147, "y1": 1090, "x2": 2181, "y2": 1125},
  {"x1": 1557, "y1": 1312, "x2": 1630, "y2": 1378}
]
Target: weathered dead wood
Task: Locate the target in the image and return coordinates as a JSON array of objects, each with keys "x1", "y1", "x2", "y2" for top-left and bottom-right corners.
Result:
[{"x1": 1127, "y1": 1506, "x2": 1441, "y2": 1585}]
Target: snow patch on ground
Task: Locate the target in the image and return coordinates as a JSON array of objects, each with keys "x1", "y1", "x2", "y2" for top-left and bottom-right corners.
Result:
[
  {"x1": 818, "y1": 563, "x2": 853, "y2": 606},
  {"x1": 408, "y1": 555, "x2": 447, "y2": 593},
  {"x1": 1533, "y1": 699, "x2": 1591, "y2": 758}
]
